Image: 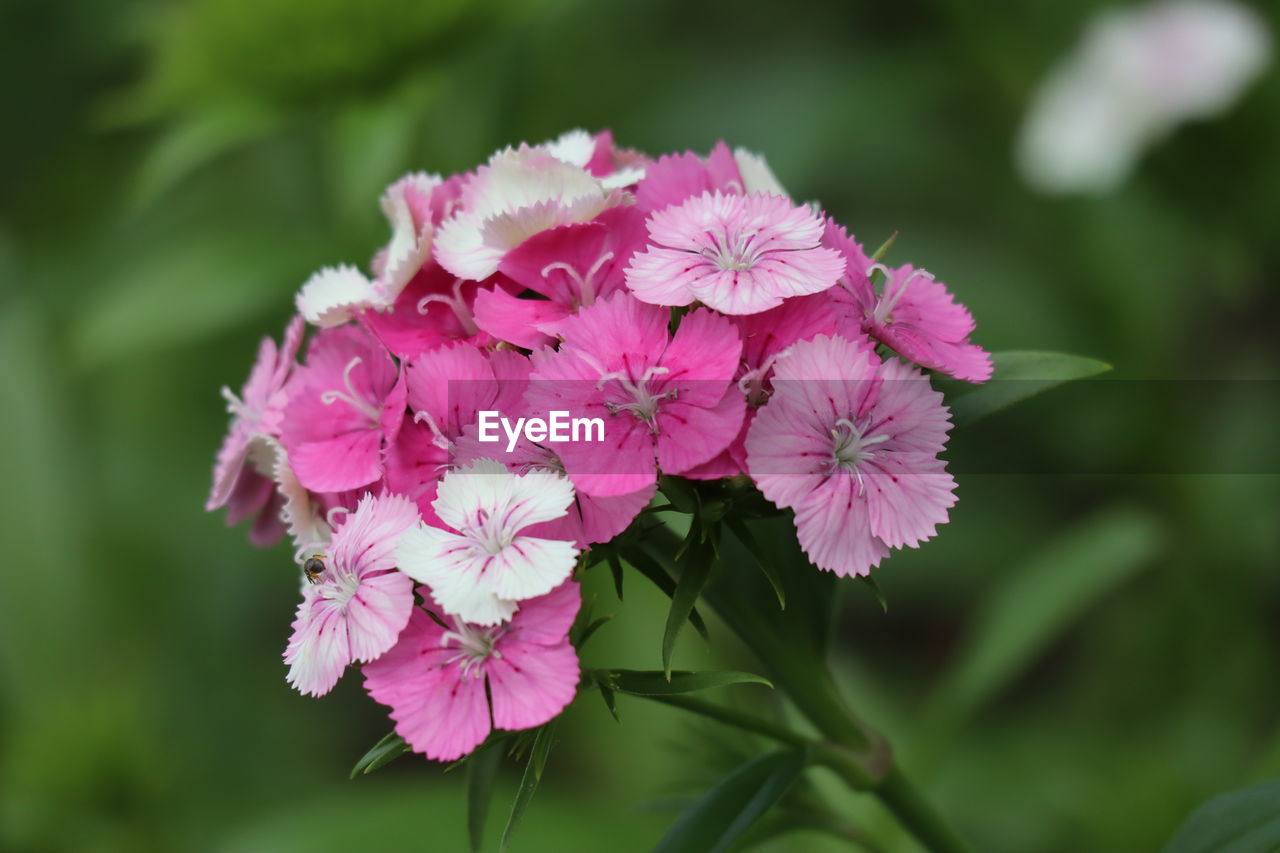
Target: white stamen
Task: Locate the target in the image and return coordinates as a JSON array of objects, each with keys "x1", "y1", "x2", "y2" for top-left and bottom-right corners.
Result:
[
  {"x1": 319, "y1": 357, "x2": 382, "y2": 423},
  {"x1": 540, "y1": 250, "x2": 615, "y2": 307},
  {"x1": 418, "y1": 277, "x2": 478, "y2": 336}
]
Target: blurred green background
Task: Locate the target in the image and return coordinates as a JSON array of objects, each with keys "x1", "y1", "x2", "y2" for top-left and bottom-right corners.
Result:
[{"x1": 2, "y1": 1, "x2": 1278, "y2": 850}]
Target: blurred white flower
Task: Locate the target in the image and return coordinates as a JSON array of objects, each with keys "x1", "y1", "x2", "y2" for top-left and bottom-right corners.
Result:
[{"x1": 1017, "y1": 0, "x2": 1272, "y2": 194}]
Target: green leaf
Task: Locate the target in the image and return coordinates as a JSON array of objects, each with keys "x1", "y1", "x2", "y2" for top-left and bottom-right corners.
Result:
[
  {"x1": 623, "y1": 548, "x2": 709, "y2": 641},
  {"x1": 725, "y1": 518, "x2": 785, "y2": 609},
  {"x1": 930, "y1": 507, "x2": 1160, "y2": 726},
  {"x1": 857, "y1": 575, "x2": 887, "y2": 613},
  {"x1": 869, "y1": 231, "x2": 898, "y2": 263},
  {"x1": 948, "y1": 350, "x2": 1112, "y2": 427},
  {"x1": 466, "y1": 740, "x2": 503, "y2": 853},
  {"x1": 653, "y1": 749, "x2": 806, "y2": 853},
  {"x1": 1162, "y1": 779, "x2": 1280, "y2": 853},
  {"x1": 659, "y1": 475, "x2": 701, "y2": 514},
  {"x1": 663, "y1": 537, "x2": 716, "y2": 677},
  {"x1": 599, "y1": 670, "x2": 772, "y2": 696},
  {"x1": 500, "y1": 721, "x2": 556, "y2": 852},
  {"x1": 607, "y1": 555, "x2": 625, "y2": 601},
  {"x1": 349, "y1": 731, "x2": 409, "y2": 779},
  {"x1": 577, "y1": 615, "x2": 614, "y2": 648}
]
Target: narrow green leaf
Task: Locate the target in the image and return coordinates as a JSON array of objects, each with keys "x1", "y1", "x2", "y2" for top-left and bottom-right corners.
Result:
[
  {"x1": 948, "y1": 350, "x2": 1112, "y2": 427},
  {"x1": 857, "y1": 575, "x2": 887, "y2": 613},
  {"x1": 659, "y1": 476, "x2": 700, "y2": 513},
  {"x1": 607, "y1": 555, "x2": 625, "y2": 601},
  {"x1": 930, "y1": 507, "x2": 1160, "y2": 726},
  {"x1": 654, "y1": 750, "x2": 806, "y2": 853},
  {"x1": 725, "y1": 518, "x2": 785, "y2": 609},
  {"x1": 466, "y1": 741, "x2": 503, "y2": 853},
  {"x1": 623, "y1": 549, "x2": 709, "y2": 641},
  {"x1": 349, "y1": 731, "x2": 409, "y2": 779},
  {"x1": 1163, "y1": 778, "x2": 1280, "y2": 853},
  {"x1": 869, "y1": 231, "x2": 898, "y2": 262},
  {"x1": 601, "y1": 669, "x2": 772, "y2": 696},
  {"x1": 598, "y1": 683, "x2": 620, "y2": 722},
  {"x1": 500, "y1": 721, "x2": 556, "y2": 852},
  {"x1": 663, "y1": 539, "x2": 716, "y2": 678},
  {"x1": 577, "y1": 615, "x2": 614, "y2": 648}
]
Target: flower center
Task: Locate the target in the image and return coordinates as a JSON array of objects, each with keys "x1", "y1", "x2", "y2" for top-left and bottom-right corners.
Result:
[
  {"x1": 702, "y1": 226, "x2": 761, "y2": 271},
  {"x1": 320, "y1": 356, "x2": 382, "y2": 424},
  {"x1": 441, "y1": 618, "x2": 504, "y2": 679},
  {"x1": 316, "y1": 564, "x2": 360, "y2": 605},
  {"x1": 830, "y1": 417, "x2": 892, "y2": 487},
  {"x1": 418, "y1": 277, "x2": 479, "y2": 336},
  {"x1": 541, "y1": 250, "x2": 615, "y2": 308},
  {"x1": 869, "y1": 264, "x2": 934, "y2": 327},
  {"x1": 598, "y1": 363, "x2": 675, "y2": 427},
  {"x1": 466, "y1": 507, "x2": 517, "y2": 556}
]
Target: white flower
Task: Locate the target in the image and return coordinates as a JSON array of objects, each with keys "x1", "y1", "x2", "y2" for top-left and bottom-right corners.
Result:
[
  {"x1": 395, "y1": 459, "x2": 581, "y2": 625},
  {"x1": 1017, "y1": 0, "x2": 1271, "y2": 194}
]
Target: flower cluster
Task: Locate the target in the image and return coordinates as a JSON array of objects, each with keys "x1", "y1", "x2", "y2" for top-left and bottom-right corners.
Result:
[{"x1": 207, "y1": 129, "x2": 989, "y2": 762}]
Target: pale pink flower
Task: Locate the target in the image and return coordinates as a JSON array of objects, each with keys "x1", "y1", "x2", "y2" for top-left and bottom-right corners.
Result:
[
  {"x1": 544, "y1": 128, "x2": 647, "y2": 189},
  {"x1": 434, "y1": 145, "x2": 625, "y2": 281},
  {"x1": 279, "y1": 326, "x2": 407, "y2": 493},
  {"x1": 625, "y1": 191, "x2": 845, "y2": 315},
  {"x1": 207, "y1": 316, "x2": 305, "y2": 544},
  {"x1": 363, "y1": 580, "x2": 581, "y2": 762},
  {"x1": 526, "y1": 292, "x2": 745, "y2": 497},
  {"x1": 824, "y1": 223, "x2": 992, "y2": 383},
  {"x1": 283, "y1": 493, "x2": 420, "y2": 697},
  {"x1": 745, "y1": 335, "x2": 957, "y2": 577},
  {"x1": 395, "y1": 460, "x2": 580, "y2": 626}
]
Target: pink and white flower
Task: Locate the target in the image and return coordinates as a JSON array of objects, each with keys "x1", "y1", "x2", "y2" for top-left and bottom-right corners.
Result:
[
  {"x1": 746, "y1": 335, "x2": 957, "y2": 577},
  {"x1": 296, "y1": 173, "x2": 443, "y2": 328},
  {"x1": 279, "y1": 325, "x2": 407, "y2": 493},
  {"x1": 527, "y1": 292, "x2": 745, "y2": 497},
  {"x1": 207, "y1": 315, "x2": 305, "y2": 544},
  {"x1": 633, "y1": 140, "x2": 744, "y2": 214},
  {"x1": 625, "y1": 191, "x2": 845, "y2": 315},
  {"x1": 363, "y1": 580, "x2": 581, "y2": 762},
  {"x1": 434, "y1": 145, "x2": 626, "y2": 281},
  {"x1": 395, "y1": 459, "x2": 581, "y2": 626},
  {"x1": 824, "y1": 223, "x2": 992, "y2": 383},
  {"x1": 283, "y1": 493, "x2": 420, "y2": 697}
]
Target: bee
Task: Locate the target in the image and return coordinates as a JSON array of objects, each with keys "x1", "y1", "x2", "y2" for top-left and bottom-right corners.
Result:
[{"x1": 302, "y1": 555, "x2": 327, "y2": 584}]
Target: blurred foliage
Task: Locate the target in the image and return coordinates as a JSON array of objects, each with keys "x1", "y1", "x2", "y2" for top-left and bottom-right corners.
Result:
[{"x1": 1, "y1": 0, "x2": 1278, "y2": 851}]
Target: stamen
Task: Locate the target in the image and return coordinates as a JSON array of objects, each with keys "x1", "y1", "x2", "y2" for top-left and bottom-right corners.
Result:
[
  {"x1": 221, "y1": 386, "x2": 249, "y2": 419},
  {"x1": 417, "y1": 278, "x2": 479, "y2": 336},
  {"x1": 540, "y1": 251, "x2": 615, "y2": 307},
  {"x1": 872, "y1": 265, "x2": 934, "y2": 326},
  {"x1": 319, "y1": 357, "x2": 382, "y2": 422},
  {"x1": 441, "y1": 618, "x2": 505, "y2": 679},
  {"x1": 412, "y1": 409, "x2": 453, "y2": 451}
]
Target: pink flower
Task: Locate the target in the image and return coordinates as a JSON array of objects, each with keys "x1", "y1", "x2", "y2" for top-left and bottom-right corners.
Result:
[
  {"x1": 545, "y1": 128, "x2": 647, "y2": 189},
  {"x1": 279, "y1": 326, "x2": 406, "y2": 493},
  {"x1": 360, "y1": 260, "x2": 501, "y2": 361},
  {"x1": 434, "y1": 145, "x2": 626, "y2": 281},
  {"x1": 745, "y1": 334, "x2": 957, "y2": 577},
  {"x1": 633, "y1": 140, "x2": 744, "y2": 214},
  {"x1": 363, "y1": 580, "x2": 581, "y2": 762},
  {"x1": 284, "y1": 493, "x2": 420, "y2": 697},
  {"x1": 472, "y1": 205, "x2": 649, "y2": 349},
  {"x1": 824, "y1": 223, "x2": 992, "y2": 382},
  {"x1": 625, "y1": 191, "x2": 845, "y2": 315},
  {"x1": 527, "y1": 292, "x2": 745, "y2": 497},
  {"x1": 395, "y1": 460, "x2": 581, "y2": 626},
  {"x1": 207, "y1": 316, "x2": 305, "y2": 544}
]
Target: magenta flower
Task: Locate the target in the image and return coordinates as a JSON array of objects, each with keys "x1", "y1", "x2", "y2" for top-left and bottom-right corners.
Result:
[
  {"x1": 527, "y1": 292, "x2": 745, "y2": 497},
  {"x1": 745, "y1": 334, "x2": 957, "y2": 577},
  {"x1": 283, "y1": 493, "x2": 420, "y2": 697},
  {"x1": 279, "y1": 326, "x2": 407, "y2": 494},
  {"x1": 472, "y1": 205, "x2": 649, "y2": 349},
  {"x1": 363, "y1": 580, "x2": 581, "y2": 762},
  {"x1": 207, "y1": 315, "x2": 304, "y2": 545},
  {"x1": 625, "y1": 191, "x2": 845, "y2": 315},
  {"x1": 824, "y1": 223, "x2": 992, "y2": 382},
  {"x1": 395, "y1": 460, "x2": 581, "y2": 626}
]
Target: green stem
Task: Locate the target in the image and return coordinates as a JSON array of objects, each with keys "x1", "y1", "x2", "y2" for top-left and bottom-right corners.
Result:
[{"x1": 876, "y1": 766, "x2": 975, "y2": 853}]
